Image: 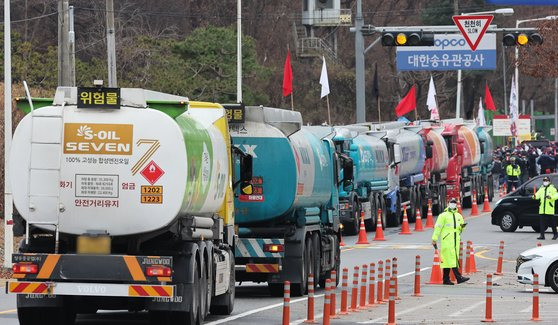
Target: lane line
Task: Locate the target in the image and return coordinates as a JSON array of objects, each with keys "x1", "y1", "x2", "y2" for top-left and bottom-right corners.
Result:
[
  {"x1": 0, "y1": 309, "x2": 16, "y2": 315},
  {"x1": 357, "y1": 298, "x2": 445, "y2": 324},
  {"x1": 449, "y1": 300, "x2": 485, "y2": 317},
  {"x1": 521, "y1": 306, "x2": 531, "y2": 313},
  {"x1": 205, "y1": 294, "x2": 324, "y2": 325},
  {"x1": 398, "y1": 267, "x2": 430, "y2": 278}
]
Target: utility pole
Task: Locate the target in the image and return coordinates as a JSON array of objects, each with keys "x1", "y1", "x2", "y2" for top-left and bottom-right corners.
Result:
[
  {"x1": 354, "y1": 0, "x2": 365, "y2": 123},
  {"x1": 237, "y1": 0, "x2": 242, "y2": 103},
  {"x1": 58, "y1": 0, "x2": 71, "y2": 86},
  {"x1": 4, "y1": 0, "x2": 14, "y2": 268},
  {"x1": 555, "y1": 78, "x2": 558, "y2": 142},
  {"x1": 454, "y1": 0, "x2": 462, "y2": 118},
  {"x1": 106, "y1": 0, "x2": 117, "y2": 87},
  {"x1": 502, "y1": 43, "x2": 508, "y2": 114},
  {"x1": 69, "y1": 5, "x2": 76, "y2": 86}
]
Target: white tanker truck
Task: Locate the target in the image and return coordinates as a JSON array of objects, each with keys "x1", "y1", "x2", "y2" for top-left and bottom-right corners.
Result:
[{"x1": 7, "y1": 86, "x2": 252, "y2": 325}]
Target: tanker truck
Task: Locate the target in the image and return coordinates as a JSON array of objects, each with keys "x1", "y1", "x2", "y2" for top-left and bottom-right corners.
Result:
[
  {"x1": 328, "y1": 127, "x2": 390, "y2": 234},
  {"x1": 355, "y1": 122, "x2": 425, "y2": 226},
  {"x1": 230, "y1": 106, "x2": 344, "y2": 296},
  {"x1": 7, "y1": 87, "x2": 251, "y2": 325},
  {"x1": 475, "y1": 125, "x2": 495, "y2": 202},
  {"x1": 442, "y1": 119, "x2": 484, "y2": 208},
  {"x1": 417, "y1": 125, "x2": 449, "y2": 215}
]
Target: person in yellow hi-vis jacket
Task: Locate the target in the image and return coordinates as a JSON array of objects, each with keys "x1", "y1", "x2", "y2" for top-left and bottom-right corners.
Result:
[
  {"x1": 533, "y1": 176, "x2": 558, "y2": 240},
  {"x1": 431, "y1": 198, "x2": 470, "y2": 285}
]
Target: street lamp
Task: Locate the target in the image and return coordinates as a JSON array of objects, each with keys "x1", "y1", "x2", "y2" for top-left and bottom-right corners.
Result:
[
  {"x1": 514, "y1": 16, "x2": 558, "y2": 141},
  {"x1": 455, "y1": 8, "x2": 514, "y2": 118}
]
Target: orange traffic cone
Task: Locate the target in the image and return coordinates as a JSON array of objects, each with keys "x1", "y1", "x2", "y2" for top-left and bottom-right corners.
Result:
[
  {"x1": 482, "y1": 187, "x2": 491, "y2": 213},
  {"x1": 427, "y1": 249, "x2": 443, "y2": 284},
  {"x1": 498, "y1": 185, "x2": 503, "y2": 198},
  {"x1": 425, "y1": 199, "x2": 434, "y2": 229},
  {"x1": 399, "y1": 205, "x2": 412, "y2": 235},
  {"x1": 339, "y1": 227, "x2": 345, "y2": 247},
  {"x1": 470, "y1": 191, "x2": 479, "y2": 216},
  {"x1": 468, "y1": 241, "x2": 478, "y2": 273},
  {"x1": 374, "y1": 209, "x2": 386, "y2": 241},
  {"x1": 414, "y1": 208, "x2": 424, "y2": 232},
  {"x1": 355, "y1": 211, "x2": 370, "y2": 245},
  {"x1": 457, "y1": 197, "x2": 463, "y2": 214}
]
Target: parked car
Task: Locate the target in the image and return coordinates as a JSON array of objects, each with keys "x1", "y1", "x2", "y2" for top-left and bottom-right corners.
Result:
[
  {"x1": 491, "y1": 174, "x2": 558, "y2": 233},
  {"x1": 517, "y1": 244, "x2": 558, "y2": 292}
]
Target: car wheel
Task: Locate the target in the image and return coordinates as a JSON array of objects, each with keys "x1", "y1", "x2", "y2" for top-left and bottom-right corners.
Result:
[
  {"x1": 499, "y1": 211, "x2": 518, "y2": 232},
  {"x1": 547, "y1": 262, "x2": 558, "y2": 293}
]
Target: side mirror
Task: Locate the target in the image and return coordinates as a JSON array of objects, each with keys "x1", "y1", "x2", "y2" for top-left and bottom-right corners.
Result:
[
  {"x1": 393, "y1": 143, "x2": 402, "y2": 165},
  {"x1": 342, "y1": 157, "x2": 354, "y2": 183},
  {"x1": 240, "y1": 154, "x2": 253, "y2": 183}
]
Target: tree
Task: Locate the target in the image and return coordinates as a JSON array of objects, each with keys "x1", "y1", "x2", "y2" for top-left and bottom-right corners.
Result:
[{"x1": 172, "y1": 26, "x2": 271, "y2": 104}]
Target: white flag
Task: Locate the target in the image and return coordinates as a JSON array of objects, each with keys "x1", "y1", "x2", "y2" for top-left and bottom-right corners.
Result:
[
  {"x1": 320, "y1": 56, "x2": 330, "y2": 98},
  {"x1": 509, "y1": 77, "x2": 519, "y2": 136},
  {"x1": 477, "y1": 97, "x2": 486, "y2": 126},
  {"x1": 426, "y1": 76, "x2": 439, "y2": 120}
]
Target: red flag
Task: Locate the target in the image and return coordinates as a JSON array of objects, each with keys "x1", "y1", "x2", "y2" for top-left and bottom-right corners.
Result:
[
  {"x1": 282, "y1": 51, "x2": 293, "y2": 97},
  {"x1": 484, "y1": 82, "x2": 496, "y2": 111},
  {"x1": 394, "y1": 85, "x2": 416, "y2": 117}
]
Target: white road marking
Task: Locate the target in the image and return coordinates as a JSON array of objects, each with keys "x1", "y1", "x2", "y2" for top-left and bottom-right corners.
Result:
[
  {"x1": 398, "y1": 267, "x2": 431, "y2": 278},
  {"x1": 520, "y1": 306, "x2": 531, "y2": 313},
  {"x1": 449, "y1": 300, "x2": 486, "y2": 317},
  {"x1": 209, "y1": 266, "x2": 426, "y2": 324},
  {"x1": 205, "y1": 294, "x2": 324, "y2": 325},
  {"x1": 357, "y1": 298, "x2": 445, "y2": 324}
]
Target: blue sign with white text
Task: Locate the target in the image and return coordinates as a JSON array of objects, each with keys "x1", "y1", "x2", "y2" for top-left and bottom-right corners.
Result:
[{"x1": 396, "y1": 34, "x2": 497, "y2": 71}]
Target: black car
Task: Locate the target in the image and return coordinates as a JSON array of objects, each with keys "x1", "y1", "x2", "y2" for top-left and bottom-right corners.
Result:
[{"x1": 491, "y1": 174, "x2": 558, "y2": 232}]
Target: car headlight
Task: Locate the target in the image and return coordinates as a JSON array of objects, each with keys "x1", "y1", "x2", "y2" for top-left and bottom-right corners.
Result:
[{"x1": 522, "y1": 254, "x2": 542, "y2": 261}]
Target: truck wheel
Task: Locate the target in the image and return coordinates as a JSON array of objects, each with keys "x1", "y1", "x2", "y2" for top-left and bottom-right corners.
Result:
[
  {"x1": 407, "y1": 188, "x2": 416, "y2": 222},
  {"x1": 387, "y1": 194, "x2": 401, "y2": 228},
  {"x1": 379, "y1": 196, "x2": 387, "y2": 230},
  {"x1": 170, "y1": 258, "x2": 200, "y2": 325},
  {"x1": 18, "y1": 307, "x2": 76, "y2": 325},
  {"x1": 200, "y1": 258, "x2": 209, "y2": 320},
  {"x1": 345, "y1": 197, "x2": 360, "y2": 236},
  {"x1": 365, "y1": 194, "x2": 376, "y2": 230},
  {"x1": 462, "y1": 183, "x2": 472, "y2": 208},
  {"x1": 210, "y1": 249, "x2": 235, "y2": 315},
  {"x1": 292, "y1": 236, "x2": 309, "y2": 296},
  {"x1": 312, "y1": 232, "x2": 322, "y2": 289},
  {"x1": 488, "y1": 176, "x2": 494, "y2": 202}
]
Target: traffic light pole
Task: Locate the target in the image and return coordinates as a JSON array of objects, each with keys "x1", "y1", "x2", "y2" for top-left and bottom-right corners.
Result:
[{"x1": 354, "y1": 0, "x2": 366, "y2": 123}]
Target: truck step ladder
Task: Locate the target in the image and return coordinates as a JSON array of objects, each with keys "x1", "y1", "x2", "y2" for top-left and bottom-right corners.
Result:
[{"x1": 25, "y1": 101, "x2": 65, "y2": 253}]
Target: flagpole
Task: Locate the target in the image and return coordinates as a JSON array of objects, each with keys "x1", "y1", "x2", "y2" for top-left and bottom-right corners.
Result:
[
  {"x1": 414, "y1": 107, "x2": 418, "y2": 121},
  {"x1": 290, "y1": 93, "x2": 294, "y2": 111},
  {"x1": 326, "y1": 95, "x2": 331, "y2": 125}
]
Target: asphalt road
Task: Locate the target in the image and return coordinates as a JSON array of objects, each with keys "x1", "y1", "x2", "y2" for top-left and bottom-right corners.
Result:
[{"x1": 2, "y1": 199, "x2": 558, "y2": 324}]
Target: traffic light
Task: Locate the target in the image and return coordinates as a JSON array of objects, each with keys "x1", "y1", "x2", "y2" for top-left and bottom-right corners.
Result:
[
  {"x1": 502, "y1": 32, "x2": 543, "y2": 46},
  {"x1": 381, "y1": 32, "x2": 434, "y2": 46}
]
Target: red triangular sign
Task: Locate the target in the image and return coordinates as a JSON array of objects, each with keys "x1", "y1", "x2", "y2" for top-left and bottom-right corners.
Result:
[{"x1": 452, "y1": 15, "x2": 494, "y2": 51}]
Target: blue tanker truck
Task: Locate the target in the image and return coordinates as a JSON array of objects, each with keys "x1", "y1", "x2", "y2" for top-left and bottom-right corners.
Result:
[
  {"x1": 229, "y1": 106, "x2": 346, "y2": 296},
  {"x1": 330, "y1": 127, "x2": 390, "y2": 234},
  {"x1": 357, "y1": 122, "x2": 427, "y2": 226}
]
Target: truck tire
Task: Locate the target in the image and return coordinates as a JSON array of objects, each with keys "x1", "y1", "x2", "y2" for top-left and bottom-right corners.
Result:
[
  {"x1": 210, "y1": 248, "x2": 235, "y2": 315},
  {"x1": 292, "y1": 236, "x2": 310, "y2": 296},
  {"x1": 488, "y1": 176, "x2": 494, "y2": 202},
  {"x1": 200, "y1": 258, "x2": 210, "y2": 320},
  {"x1": 387, "y1": 194, "x2": 401, "y2": 227},
  {"x1": 18, "y1": 307, "x2": 76, "y2": 325},
  {"x1": 408, "y1": 188, "x2": 417, "y2": 222},
  {"x1": 379, "y1": 196, "x2": 387, "y2": 230},
  {"x1": 311, "y1": 232, "x2": 322, "y2": 289},
  {"x1": 170, "y1": 258, "x2": 200, "y2": 325},
  {"x1": 365, "y1": 193, "x2": 376, "y2": 230},
  {"x1": 462, "y1": 183, "x2": 472, "y2": 208},
  {"x1": 344, "y1": 196, "x2": 360, "y2": 236}
]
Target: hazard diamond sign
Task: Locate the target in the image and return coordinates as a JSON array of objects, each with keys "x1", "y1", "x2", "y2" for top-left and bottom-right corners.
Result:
[
  {"x1": 140, "y1": 161, "x2": 165, "y2": 185},
  {"x1": 452, "y1": 15, "x2": 494, "y2": 51}
]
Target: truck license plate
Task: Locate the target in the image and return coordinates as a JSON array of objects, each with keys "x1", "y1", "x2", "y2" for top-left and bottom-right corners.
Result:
[{"x1": 77, "y1": 235, "x2": 111, "y2": 254}]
